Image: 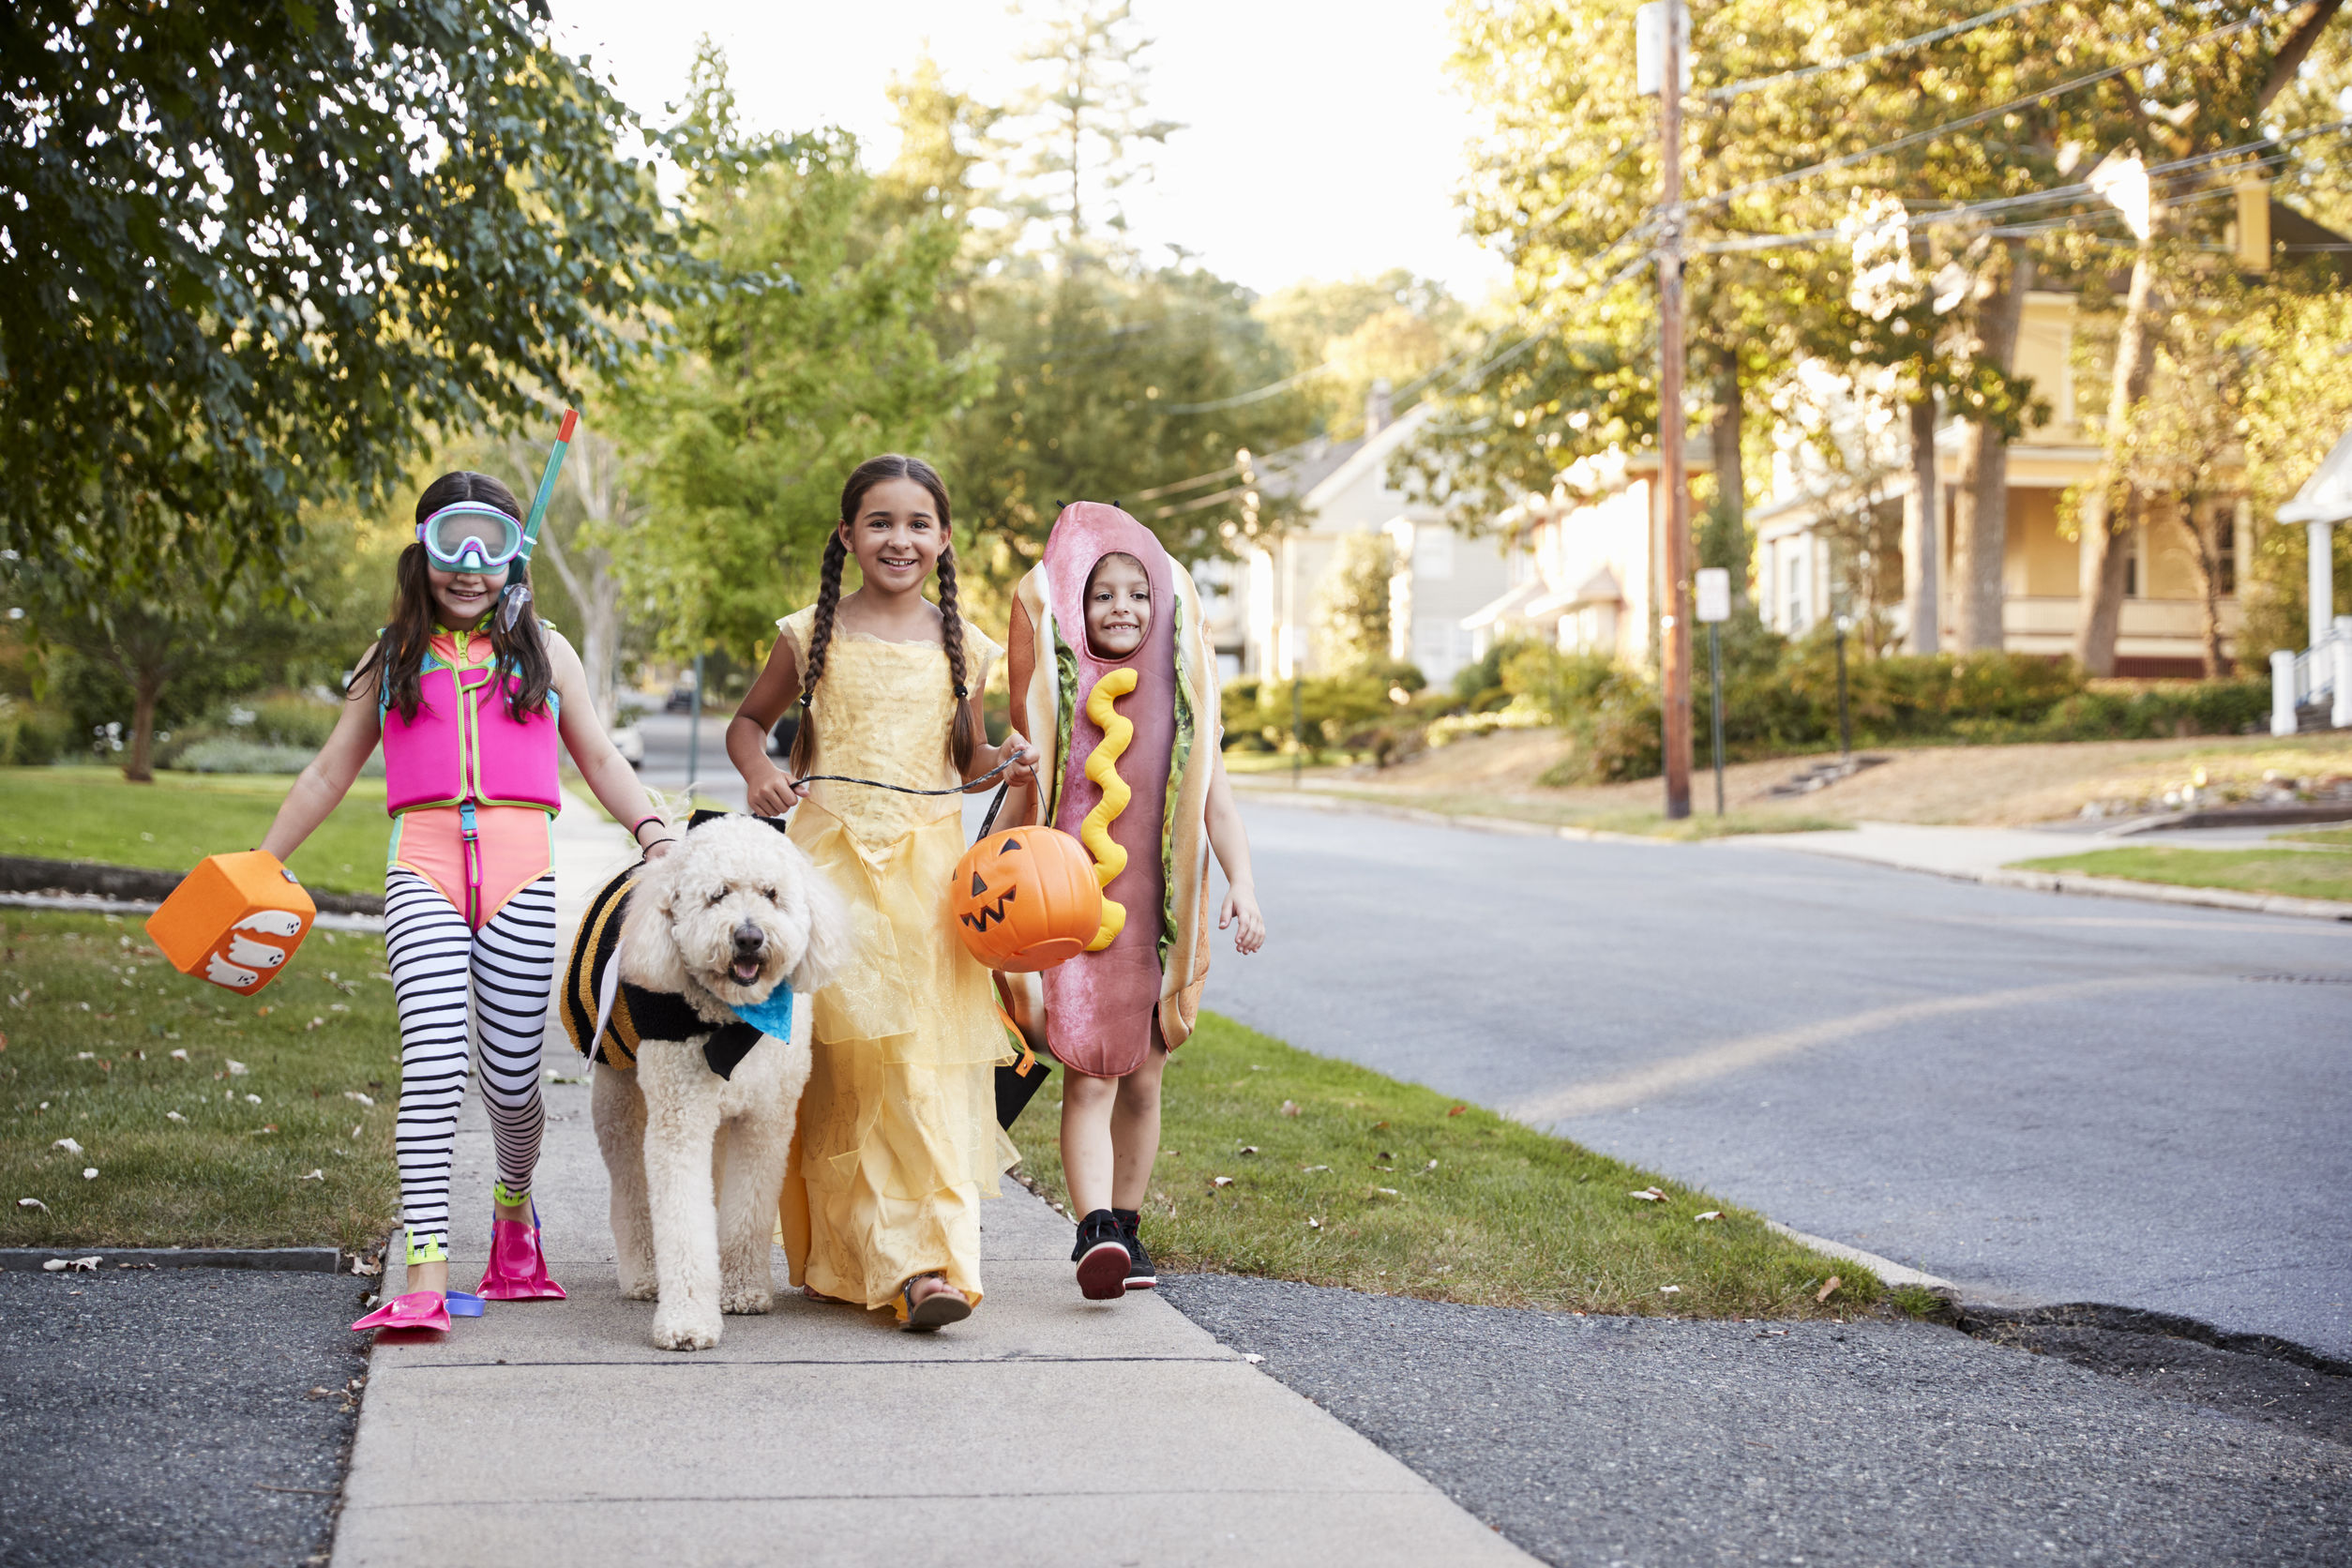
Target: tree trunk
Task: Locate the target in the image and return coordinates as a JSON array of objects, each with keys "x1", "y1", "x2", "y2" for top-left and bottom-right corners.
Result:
[
  {"x1": 125, "y1": 674, "x2": 160, "y2": 783},
  {"x1": 1904, "y1": 392, "x2": 1939, "y2": 654},
  {"x1": 2189, "y1": 503, "x2": 2228, "y2": 678},
  {"x1": 1709, "y1": 371, "x2": 1747, "y2": 603},
  {"x1": 2073, "y1": 228, "x2": 2164, "y2": 675},
  {"x1": 1952, "y1": 240, "x2": 2035, "y2": 651}
]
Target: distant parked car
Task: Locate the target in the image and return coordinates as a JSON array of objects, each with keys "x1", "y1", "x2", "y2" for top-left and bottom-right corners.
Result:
[
  {"x1": 611, "y1": 724, "x2": 645, "y2": 767},
  {"x1": 663, "y1": 679, "x2": 699, "y2": 714}
]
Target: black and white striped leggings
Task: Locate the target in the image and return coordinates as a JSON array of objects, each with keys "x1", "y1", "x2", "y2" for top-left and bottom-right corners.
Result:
[{"x1": 383, "y1": 870, "x2": 557, "y2": 1253}]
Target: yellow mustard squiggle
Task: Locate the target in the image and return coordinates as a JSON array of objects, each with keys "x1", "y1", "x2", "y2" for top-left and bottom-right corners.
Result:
[{"x1": 1078, "y1": 667, "x2": 1139, "y2": 951}]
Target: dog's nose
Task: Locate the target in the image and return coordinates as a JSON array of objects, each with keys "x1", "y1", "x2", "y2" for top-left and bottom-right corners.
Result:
[{"x1": 731, "y1": 921, "x2": 767, "y2": 956}]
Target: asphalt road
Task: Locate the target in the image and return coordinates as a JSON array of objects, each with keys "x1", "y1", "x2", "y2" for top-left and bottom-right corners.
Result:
[
  {"x1": 0, "y1": 1267, "x2": 368, "y2": 1567},
  {"x1": 1165, "y1": 1273, "x2": 2352, "y2": 1568},
  {"x1": 626, "y1": 709, "x2": 749, "y2": 810},
  {"x1": 1211, "y1": 796, "x2": 2352, "y2": 1361}
]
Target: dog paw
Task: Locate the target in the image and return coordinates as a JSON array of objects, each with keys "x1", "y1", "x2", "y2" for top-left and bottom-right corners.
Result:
[
  {"x1": 618, "y1": 1274, "x2": 658, "y2": 1302},
  {"x1": 650, "y1": 1304, "x2": 722, "y2": 1351},
  {"x1": 719, "y1": 1284, "x2": 774, "y2": 1316}
]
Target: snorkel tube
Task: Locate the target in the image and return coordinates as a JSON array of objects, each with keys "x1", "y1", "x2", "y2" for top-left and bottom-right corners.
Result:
[{"x1": 497, "y1": 408, "x2": 580, "y2": 631}]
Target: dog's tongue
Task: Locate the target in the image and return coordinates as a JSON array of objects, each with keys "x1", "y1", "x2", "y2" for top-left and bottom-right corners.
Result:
[{"x1": 731, "y1": 959, "x2": 761, "y2": 985}]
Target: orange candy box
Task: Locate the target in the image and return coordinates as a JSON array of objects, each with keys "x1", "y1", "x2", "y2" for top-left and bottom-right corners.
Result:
[{"x1": 144, "y1": 852, "x2": 317, "y2": 996}]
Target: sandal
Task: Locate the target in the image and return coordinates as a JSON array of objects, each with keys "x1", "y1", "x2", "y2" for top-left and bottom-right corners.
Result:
[{"x1": 899, "y1": 1272, "x2": 972, "y2": 1333}]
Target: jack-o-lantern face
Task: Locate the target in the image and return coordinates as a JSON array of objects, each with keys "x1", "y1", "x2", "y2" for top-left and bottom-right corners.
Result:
[{"x1": 951, "y1": 825, "x2": 1103, "y2": 972}]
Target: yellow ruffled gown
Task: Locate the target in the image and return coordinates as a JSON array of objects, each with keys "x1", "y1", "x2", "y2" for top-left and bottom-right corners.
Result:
[{"x1": 774, "y1": 608, "x2": 1016, "y2": 1319}]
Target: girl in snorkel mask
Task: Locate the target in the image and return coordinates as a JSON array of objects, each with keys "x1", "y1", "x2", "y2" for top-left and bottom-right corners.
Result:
[{"x1": 257, "y1": 442, "x2": 677, "y2": 1336}]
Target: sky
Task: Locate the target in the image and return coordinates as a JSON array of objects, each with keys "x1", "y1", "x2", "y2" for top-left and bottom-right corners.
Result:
[{"x1": 545, "y1": 0, "x2": 1511, "y2": 301}]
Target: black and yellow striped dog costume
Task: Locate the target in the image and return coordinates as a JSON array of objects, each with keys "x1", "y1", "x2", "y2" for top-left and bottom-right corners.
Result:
[{"x1": 560, "y1": 864, "x2": 766, "y2": 1081}]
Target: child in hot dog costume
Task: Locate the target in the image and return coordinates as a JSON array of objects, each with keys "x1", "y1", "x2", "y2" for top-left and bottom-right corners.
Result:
[{"x1": 1005, "y1": 503, "x2": 1266, "y2": 1300}]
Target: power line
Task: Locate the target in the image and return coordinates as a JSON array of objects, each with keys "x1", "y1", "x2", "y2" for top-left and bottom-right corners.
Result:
[
  {"x1": 1708, "y1": 0, "x2": 2061, "y2": 102},
  {"x1": 1684, "y1": 119, "x2": 2350, "y2": 258},
  {"x1": 1162, "y1": 359, "x2": 1339, "y2": 414},
  {"x1": 1692, "y1": 12, "x2": 2269, "y2": 216}
]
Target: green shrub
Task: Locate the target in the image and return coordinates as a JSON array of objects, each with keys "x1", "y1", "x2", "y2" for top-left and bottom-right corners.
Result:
[{"x1": 0, "y1": 701, "x2": 74, "y2": 766}]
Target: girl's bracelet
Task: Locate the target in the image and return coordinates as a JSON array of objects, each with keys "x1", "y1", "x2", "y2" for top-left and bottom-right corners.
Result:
[{"x1": 628, "y1": 815, "x2": 666, "y2": 843}]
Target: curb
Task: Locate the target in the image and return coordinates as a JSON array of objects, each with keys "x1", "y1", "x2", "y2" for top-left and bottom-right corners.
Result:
[
  {"x1": 1763, "y1": 1221, "x2": 1953, "y2": 1293},
  {"x1": 0, "y1": 1245, "x2": 346, "y2": 1273},
  {"x1": 0, "y1": 890, "x2": 386, "y2": 932},
  {"x1": 1237, "y1": 790, "x2": 2352, "y2": 924},
  {"x1": 0, "y1": 854, "x2": 385, "y2": 916}
]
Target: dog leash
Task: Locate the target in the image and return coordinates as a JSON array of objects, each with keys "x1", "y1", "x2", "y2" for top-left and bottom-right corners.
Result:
[{"x1": 792, "y1": 754, "x2": 1017, "y2": 798}]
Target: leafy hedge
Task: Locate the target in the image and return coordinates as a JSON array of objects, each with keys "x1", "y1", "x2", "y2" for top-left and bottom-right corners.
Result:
[{"x1": 1500, "y1": 620, "x2": 2270, "y2": 785}]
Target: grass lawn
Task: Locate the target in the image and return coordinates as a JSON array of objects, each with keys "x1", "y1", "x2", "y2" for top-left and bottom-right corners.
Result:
[
  {"x1": 2283, "y1": 824, "x2": 2352, "y2": 847},
  {"x1": 1006, "y1": 1013, "x2": 1885, "y2": 1320},
  {"x1": 0, "y1": 766, "x2": 391, "y2": 896},
  {"x1": 1284, "y1": 785, "x2": 1848, "y2": 840},
  {"x1": 2010, "y1": 845, "x2": 2352, "y2": 903},
  {"x1": 0, "y1": 908, "x2": 399, "y2": 1252}
]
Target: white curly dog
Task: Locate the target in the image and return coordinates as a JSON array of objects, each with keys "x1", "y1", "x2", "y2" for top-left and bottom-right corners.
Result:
[{"x1": 590, "y1": 815, "x2": 851, "y2": 1351}]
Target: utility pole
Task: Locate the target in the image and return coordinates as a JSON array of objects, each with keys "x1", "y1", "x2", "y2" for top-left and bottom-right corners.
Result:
[{"x1": 1652, "y1": 0, "x2": 1693, "y2": 820}]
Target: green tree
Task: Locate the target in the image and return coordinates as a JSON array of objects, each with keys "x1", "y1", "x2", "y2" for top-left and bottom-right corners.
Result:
[
  {"x1": 1, "y1": 0, "x2": 690, "y2": 623},
  {"x1": 1314, "y1": 534, "x2": 1396, "y2": 671},
  {"x1": 615, "y1": 49, "x2": 988, "y2": 661},
  {"x1": 2066, "y1": 0, "x2": 2346, "y2": 673},
  {"x1": 997, "y1": 1, "x2": 1183, "y2": 252},
  {"x1": 1254, "y1": 272, "x2": 1469, "y2": 437}
]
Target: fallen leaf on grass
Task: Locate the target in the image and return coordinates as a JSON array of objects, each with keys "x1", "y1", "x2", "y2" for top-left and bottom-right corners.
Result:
[
  {"x1": 165, "y1": 1112, "x2": 185, "y2": 1123},
  {"x1": 1237, "y1": 1145, "x2": 1259, "y2": 1155},
  {"x1": 1370, "y1": 1187, "x2": 1400, "y2": 1198},
  {"x1": 1279, "y1": 1100, "x2": 1301, "y2": 1117},
  {"x1": 245, "y1": 1093, "x2": 263, "y2": 1105},
  {"x1": 82, "y1": 1168, "x2": 97, "y2": 1180},
  {"x1": 1210, "y1": 1176, "x2": 1234, "y2": 1188},
  {"x1": 1300, "y1": 1164, "x2": 1330, "y2": 1173},
  {"x1": 17, "y1": 1198, "x2": 48, "y2": 1212},
  {"x1": 1423, "y1": 1159, "x2": 1439, "y2": 1172},
  {"x1": 169, "y1": 1048, "x2": 188, "y2": 1062},
  {"x1": 1447, "y1": 1105, "x2": 1466, "y2": 1116},
  {"x1": 1816, "y1": 1274, "x2": 1843, "y2": 1304},
  {"x1": 52, "y1": 1138, "x2": 82, "y2": 1155},
  {"x1": 297, "y1": 1169, "x2": 324, "y2": 1182},
  {"x1": 350, "y1": 1258, "x2": 382, "y2": 1277},
  {"x1": 350, "y1": 1124, "x2": 363, "y2": 1139},
  {"x1": 1305, "y1": 1217, "x2": 1322, "y2": 1229},
  {"x1": 305, "y1": 1017, "x2": 325, "y2": 1031},
  {"x1": 1629, "y1": 1186, "x2": 1667, "y2": 1202},
  {"x1": 344, "y1": 1091, "x2": 374, "y2": 1107},
  {"x1": 1660, "y1": 1285, "x2": 1682, "y2": 1294},
  {"x1": 1694, "y1": 1211, "x2": 1723, "y2": 1222},
  {"x1": 225, "y1": 1059, "x2": 249, "y2": 1076},
  {"x1": 75, "y1": 1051, "x2": 94, "y2": 1062}
]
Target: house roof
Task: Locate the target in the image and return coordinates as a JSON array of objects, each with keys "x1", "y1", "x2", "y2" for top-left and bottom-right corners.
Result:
[
  {"x1": 1303, "y1": 402, "x2": 1438, "y2": 514},
  {"x1": 2280, "y1": 426, "x2": 2352, "y2": 526},
  {"x1": 1460, "y1": 579, "x2": 1544, "y2": 631}
]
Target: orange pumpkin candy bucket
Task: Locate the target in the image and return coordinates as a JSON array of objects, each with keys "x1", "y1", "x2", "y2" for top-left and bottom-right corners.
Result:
[{"x1": 951, "y1": 824, "x2": 1101, "y2": 973}]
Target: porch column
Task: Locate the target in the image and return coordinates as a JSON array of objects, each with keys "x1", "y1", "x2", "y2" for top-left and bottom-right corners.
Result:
[
  {"x1": 2270, "y1": 648, "x2": 2299, "y2": 736},
  {"x1": 2312, "y1": 520, "x2": 2335, "y2": 650},
  {"x1": 2335, "y1": 615, "x2": 2352, "y2": 730}
]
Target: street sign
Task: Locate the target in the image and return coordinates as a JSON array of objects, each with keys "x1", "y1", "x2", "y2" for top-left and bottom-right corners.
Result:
[{"x1": 1695, "y1": 567, "x2": 1731, "y2": 624}]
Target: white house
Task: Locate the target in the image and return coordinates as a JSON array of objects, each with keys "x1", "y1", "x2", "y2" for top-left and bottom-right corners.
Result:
[{"x1": 1243, "y1": 384, "x2": 1509, "y2": 684}]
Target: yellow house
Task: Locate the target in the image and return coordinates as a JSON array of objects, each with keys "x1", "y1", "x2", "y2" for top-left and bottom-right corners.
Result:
[{"x1": 1750, "y1": 291, "x2": 2242, "y2": 676}]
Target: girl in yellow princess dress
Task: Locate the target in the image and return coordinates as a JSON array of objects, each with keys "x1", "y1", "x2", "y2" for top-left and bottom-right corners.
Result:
[{"x1": 725, "y1": 454, "x2": 1037, "y2": 1330}]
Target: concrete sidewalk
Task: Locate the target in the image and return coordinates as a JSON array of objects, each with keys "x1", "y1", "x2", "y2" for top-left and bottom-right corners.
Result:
[
  {"x1": 1719, "y1": 819, "x2": 2352, "y2": 921},
  {"x1": 332, "y1": 795, "x2": 1528, "y2": 1567}
]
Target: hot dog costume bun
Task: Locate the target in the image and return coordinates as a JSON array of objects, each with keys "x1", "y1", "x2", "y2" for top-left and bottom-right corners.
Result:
[{"x1": 1010, "y1": 503, "x2": 1219, "y2": 1078}]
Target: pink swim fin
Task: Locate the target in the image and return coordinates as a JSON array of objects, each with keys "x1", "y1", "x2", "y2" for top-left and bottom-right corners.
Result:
[
  {"x1": 351, "y1": 1289, "x2": 451, "y2": 1334},
  {"x1": 477, "y1": 1204, "x2": 566, "y2": 1301}
]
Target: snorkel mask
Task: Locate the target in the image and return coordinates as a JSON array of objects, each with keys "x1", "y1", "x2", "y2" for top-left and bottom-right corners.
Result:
[{"x1": 413, "y1": 410, "x2": 580, "y2": 632}]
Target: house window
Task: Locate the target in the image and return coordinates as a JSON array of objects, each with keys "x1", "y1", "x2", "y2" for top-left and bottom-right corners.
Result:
[
  {"x1": 2124, "y1": 532, "x2": 2140, "y2": 599},
  {"x1": 2216, "y1": 514, "x2": 2238, "y2": 596},
  {"x1": 1785, "y1": 549, "x2": 1807, "y2": 629},
  {"x1": 1413, "y1": 528, "x2": 1455, "y2": 580}
]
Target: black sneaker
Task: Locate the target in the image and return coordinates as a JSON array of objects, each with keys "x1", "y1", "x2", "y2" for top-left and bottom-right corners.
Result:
[
  {"x1": 1072, "y1": 1209, "x2": 1129, "y2": 1301},
  {"x1": 1113, "y1": 1207, "x2": 1155, "y2": 1290}
]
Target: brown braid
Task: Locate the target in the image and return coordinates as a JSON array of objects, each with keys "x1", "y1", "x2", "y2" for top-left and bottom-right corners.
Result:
[
  {"x1": 934, "y1": 543, "x2": 979, "y2": 773},
  {"x1": 787, "y1": 531, "x2": 849, "y2": 779}
]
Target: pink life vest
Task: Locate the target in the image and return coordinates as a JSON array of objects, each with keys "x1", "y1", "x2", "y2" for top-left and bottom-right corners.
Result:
[{"x1": 381, "y1": 642, "x2": 562, "y2": 816}]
